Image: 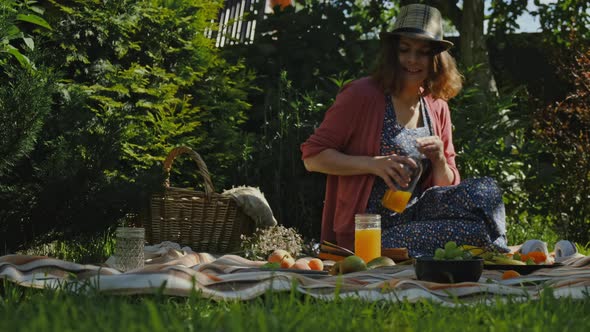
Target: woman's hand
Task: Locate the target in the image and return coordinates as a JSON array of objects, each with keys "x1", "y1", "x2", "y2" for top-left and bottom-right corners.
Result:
[
  {"x1": 416, "y1": 136, "x2": 445, "y2": 165},
  {"x1": 416, "y1": 136, "x2": 456, "y2": 186},
  {"x1": 371, "y1": 154, "x2": 417, "y2": 190}
]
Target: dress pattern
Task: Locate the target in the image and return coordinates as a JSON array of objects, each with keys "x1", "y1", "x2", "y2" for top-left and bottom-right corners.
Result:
[{"x1": 365, "y1": 95, "x2": 509, "y2": 257}]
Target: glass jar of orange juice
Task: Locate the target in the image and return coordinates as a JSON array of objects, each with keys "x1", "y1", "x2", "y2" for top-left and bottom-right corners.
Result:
[
  {"x1": 382, "y1": 157, "x2": 423, "y2": 213},
  {"x1": 354, "y1": 214, "x2": 381, "y2": 263}
]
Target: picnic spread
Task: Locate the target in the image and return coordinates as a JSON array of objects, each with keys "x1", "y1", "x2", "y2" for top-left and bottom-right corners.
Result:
[
  {"x1": 1, "y1": 147, "x2": 587, "y2": 305},
  {"x1": 1, "y1": 241, "x2": 589, "y2": 306}
]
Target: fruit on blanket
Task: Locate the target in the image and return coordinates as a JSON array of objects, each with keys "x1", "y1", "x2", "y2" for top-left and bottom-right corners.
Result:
[
  {"x1": 328, "y1": 256, "x2": 368, "y2": 275},
  {"x1": 295, "y1": 257, "x2": 310, "y2": 265},
  {"x1": 459, "y1": 245, "x2": 485, "y2": 256},
  {"x1": 366, "y1": 256, "x2": 396, "y2": 269},
  {"x1": 268, "y1": 249, "x2": 289, "y2": 263},
  {"x1": 340, "y1": 255, "x2": 367, "y2": 274},
  {"x1": 268, "y1": 249, "x2": 295, "y2": 268},
  {"x1": 502, "y1": 270, "x2": 521, "y2": 280},
  {"x1": 308, "y1": 258, "x2": 324, "y2": 271},
  {"x1": 293, "y1": 258, "x2": 311, "y2": 270},
  {"x1": 484, "y1": 255, "x2": 526, "y2": 266},
  {"x1": 444, "y1": 241, "x2": 458, "y2": 251},
  {"x1": 519, "y1": 251, "x2": 547, "y2": 264},
  {"x1": 455, "y1": 243, "x2": 548, "y2": 266},
  {"x1": 280, "y1": 256, "x2": 295, "y2": 268},
  {"x1": 433, "y1": 241, "x2": 473, "y2": 260},
  {"x1": 292, "y1": 261, "x2": 311, "y2": 270}
]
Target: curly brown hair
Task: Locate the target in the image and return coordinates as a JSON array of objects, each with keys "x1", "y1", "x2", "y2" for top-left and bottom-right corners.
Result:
[{"x1": 371, "y1": 35, "x2": 463, "y2": 101}]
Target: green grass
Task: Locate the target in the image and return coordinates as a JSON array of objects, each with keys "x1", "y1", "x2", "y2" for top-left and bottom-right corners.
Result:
[
  {"x1": 6, "y1": 232, "x2": 590, "y2": 331},
  {"x1": 1, "y1": 280, "x2": 589, "y2": 332},
  {"x1": 15, "y1": 230, "x2": 116, "y2": 264}
]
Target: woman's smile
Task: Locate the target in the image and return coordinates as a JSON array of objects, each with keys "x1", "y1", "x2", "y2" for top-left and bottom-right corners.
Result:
[
  {"x1": 403, "y1": 66, "x2": 424, "y2": 74},
  {"x1": 398, "y1": 36, "x2": 432, "y2": 85}
]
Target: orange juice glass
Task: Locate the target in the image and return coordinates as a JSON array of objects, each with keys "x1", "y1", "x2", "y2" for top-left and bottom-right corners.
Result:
[
  {"x1": 354, "y1": 214, "x2": 381, "y2": 263},
  {"x1": 382, "y1": 156, "x2": 423, "y2": 213},
  {"x1": 382, "y1": 189, "x2": 412, "y2": 213}
]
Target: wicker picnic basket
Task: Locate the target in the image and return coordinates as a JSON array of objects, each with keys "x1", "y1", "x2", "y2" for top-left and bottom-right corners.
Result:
[{"x1": 146, "y1": 146, "x2": 255, "y2": 253}]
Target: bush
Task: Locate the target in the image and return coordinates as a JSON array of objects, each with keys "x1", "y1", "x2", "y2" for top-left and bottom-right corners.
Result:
[
  {"x1": 0, "y1": 0, "x2": 255, "y2": 251},
  {"x1": 450, "y1": 70, "x2": 558, "y2": 245},
  {"x1": 0, "y1": 65, "x2": 55, "y2": 177},
  {"x1": 528, "y1": 1, "x2": 590, "y2": 244},
  {"x1": 532, "y1": 48, "x2": 590, "y2": 244}
]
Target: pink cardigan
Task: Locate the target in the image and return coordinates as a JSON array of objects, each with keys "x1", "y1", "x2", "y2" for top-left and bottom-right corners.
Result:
[{"x1": 300, "y1": 77, "x2": 461, "y2": 250}]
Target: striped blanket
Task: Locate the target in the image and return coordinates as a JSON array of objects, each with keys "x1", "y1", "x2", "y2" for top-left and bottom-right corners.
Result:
[{"x1": 1, "y1": 242, "x2": 589, "y2": 306}]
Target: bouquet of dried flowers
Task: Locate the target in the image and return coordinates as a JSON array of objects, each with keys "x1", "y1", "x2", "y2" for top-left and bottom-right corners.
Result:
[{"x1": 240, "y1": 225, "x2": 304, "y2": 260}]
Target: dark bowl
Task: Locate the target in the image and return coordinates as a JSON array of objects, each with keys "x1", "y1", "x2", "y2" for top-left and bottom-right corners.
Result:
[{"x1": 414, "y1": 256, "x2": 484, "y2": 283}]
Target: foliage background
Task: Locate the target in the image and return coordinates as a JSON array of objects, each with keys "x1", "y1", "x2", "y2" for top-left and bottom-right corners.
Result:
[{"x1": 1, "y1": 0, "x2": 255, "y2": 250}]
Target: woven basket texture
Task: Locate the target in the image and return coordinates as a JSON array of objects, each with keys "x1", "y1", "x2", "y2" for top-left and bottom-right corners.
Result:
[{"x1": 147, "y1": 147, "x2": 254, "y2": 253}]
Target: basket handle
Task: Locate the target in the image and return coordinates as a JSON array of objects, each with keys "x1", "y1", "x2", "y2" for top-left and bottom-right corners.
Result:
[{"x1": 162, "y1": 146, "x2": 215, "y2": 199}]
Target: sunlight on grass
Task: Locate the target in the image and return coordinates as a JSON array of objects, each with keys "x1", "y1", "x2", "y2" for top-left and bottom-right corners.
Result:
[
  {"x1": 5, "y1": 223, "x2": 589, "y2": 331},
  {"x1": 0, "y1": 280, "x2": 589, "y2": 332},
  {"x1": 15, "y1": 230, "x2": 115, "y2": 264}
]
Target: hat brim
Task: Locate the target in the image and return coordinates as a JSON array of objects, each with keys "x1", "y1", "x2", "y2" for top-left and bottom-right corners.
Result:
[{"x1": 380, "y1": 31, "x2": 453, "y2": 53}]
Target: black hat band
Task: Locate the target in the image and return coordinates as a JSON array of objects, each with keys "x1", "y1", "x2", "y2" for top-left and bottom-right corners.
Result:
[{"x1": 390, "y1": 27, "x2": 442, "y2": 41}]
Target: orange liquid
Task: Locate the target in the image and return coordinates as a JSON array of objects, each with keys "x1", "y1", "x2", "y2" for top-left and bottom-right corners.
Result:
[
  {"x1": 354, "y1": 228, "x2": 381, "y2": 263},
  {"x1": 382, "y1": 189, "x2": 412, "y2": 213}
]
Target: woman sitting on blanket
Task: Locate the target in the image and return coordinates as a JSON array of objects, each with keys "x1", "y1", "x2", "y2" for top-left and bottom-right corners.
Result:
[{"x1": 300, "y1": 4, "x2": 510, "y2": 257}]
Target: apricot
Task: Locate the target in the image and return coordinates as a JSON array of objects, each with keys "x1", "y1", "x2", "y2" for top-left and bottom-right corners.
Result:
[
  {"x1": 292, "y1": 261, "x2": 311, "y2": 270},
  {"x1": 268, "y1": 249, "x2": 291, "y2": 263},
  {"x1": 268, "y1": 249, "x2": 295, "y2": 268},
  {"x1": 502, "y1": 270, "x2": 521, "y2": 280},
  {"x1": 308, "y1": 258, "x2": 324, "y2": 271},
  {"x1": 280, "y1": 256, "x2": 295, "y2": 268},
  {"x1": 525, "y1": 251, "x2": 547, "y2": 264},
  {"x1": 295, "y1": 257, "x2": 310, "y2": 265}
]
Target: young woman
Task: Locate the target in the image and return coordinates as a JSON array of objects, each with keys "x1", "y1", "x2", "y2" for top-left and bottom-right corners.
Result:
[{"x1": 301, "y1": 4, "x2": 509, "y2": 257}]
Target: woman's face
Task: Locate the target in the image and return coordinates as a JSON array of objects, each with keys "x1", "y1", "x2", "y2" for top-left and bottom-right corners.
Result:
[{"x1": 397, "y1": 36, "x2": 433, "y2": 87}]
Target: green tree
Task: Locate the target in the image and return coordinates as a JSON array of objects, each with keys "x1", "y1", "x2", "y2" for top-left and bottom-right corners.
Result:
[
  {"x1": 0, "y1": 0, "x2": 53, "y2": 176},
  {"x1": 530, "y1": 0, "x2": 590, "y2": 243},
  {"x1": 0, "y1": 0, "x2": 52, "y2": 68},
  {"x1": 1, "y1": 0, "x2": 255, "y2": 251},
  {"x1": 226, "y1": 0, "x2": 380, "y2": 238}
]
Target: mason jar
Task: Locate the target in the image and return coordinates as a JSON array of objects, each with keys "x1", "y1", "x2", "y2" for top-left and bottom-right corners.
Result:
[{"x1": 114, "y1": 227, "x2": 145, "y2": 272}]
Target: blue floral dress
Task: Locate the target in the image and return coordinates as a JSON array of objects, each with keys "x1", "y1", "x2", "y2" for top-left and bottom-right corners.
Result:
[{"x1": 365, "y1": 95, "x2": 509, "y2": 257}]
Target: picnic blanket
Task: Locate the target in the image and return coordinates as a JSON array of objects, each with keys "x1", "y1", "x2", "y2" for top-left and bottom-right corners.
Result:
[{"x1": 1, "y1": 241, "x2": 589, "y2": 306}]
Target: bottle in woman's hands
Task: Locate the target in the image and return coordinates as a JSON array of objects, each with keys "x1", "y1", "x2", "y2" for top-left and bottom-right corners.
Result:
[{"x1": 381, "y1": 157, "x2": 423, "y2": 213}]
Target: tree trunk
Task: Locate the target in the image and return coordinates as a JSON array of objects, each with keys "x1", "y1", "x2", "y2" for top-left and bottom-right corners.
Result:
[{"x1": 460, "y1": 0, "x2": 498, "y2": 96}]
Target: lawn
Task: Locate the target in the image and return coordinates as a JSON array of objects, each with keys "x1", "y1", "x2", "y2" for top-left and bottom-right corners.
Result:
[
  {"x1": 1, "y1": 279, "x2": 589, "y2": 332},
  {"x1": 3, "y1": 233, "x2": 590, "y2": 331}
]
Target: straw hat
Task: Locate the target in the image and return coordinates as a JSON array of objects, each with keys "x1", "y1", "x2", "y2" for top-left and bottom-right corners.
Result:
[{"x1": 380, "y1": 4, "x2": 453, "y2": 53}]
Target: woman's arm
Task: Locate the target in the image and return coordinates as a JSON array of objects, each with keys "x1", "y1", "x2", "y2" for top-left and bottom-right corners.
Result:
[
  {"x1": 304, "y1": 148, "x2": 417, "y2": 190},
  {"x1": 418, "y1": 98, "x2": 460, "y2": 186},
  {"x1": 416, "y1": 136, "x2": 455, "y2": 186},
  {"x1": 430, "y1": 151, "x2": 456, "y2": 186}
]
